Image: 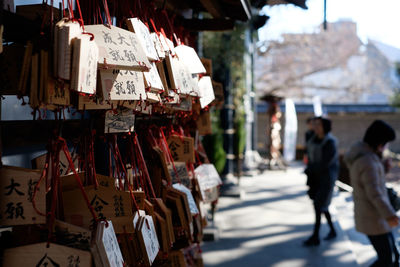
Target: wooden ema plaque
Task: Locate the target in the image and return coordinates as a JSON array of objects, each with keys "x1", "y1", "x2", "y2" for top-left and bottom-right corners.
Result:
[
  {"x1": 99, "y1": 69, "x2": 146, "y2": 101},
  {"x1": 85, "y1": 25, "x2": 151, "y2": 71},
  {"x1": 63, "y1": 184, "x2": 135, "y2": 229},
  {"x1": 167, "y1": 135, "x2": 195, "y2": 163},
  {"x1": 0, "y1": 166, "x2": 45, "y2": 226},
  {"x1": 2, "y1": 242, "x2": 91, "y2": 267},
  {"x1": 92, "y1": 220, "x2": 124, "y2": 267},
  {"x1": 126, "y1": 18, "x2": 159, "y2": 62},
  {"x1": 70, "y1": 34, "x2": 99, "y2": 94}
]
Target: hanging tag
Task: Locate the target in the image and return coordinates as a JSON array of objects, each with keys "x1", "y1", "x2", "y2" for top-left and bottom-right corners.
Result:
[
  {"x1": 63, "y1": 184, "x2": 134, "y2": 229},
  {"x1": 100, "y1": 69, "x2": 146, "y2": 101},
  {"x1": 70, "y1": 34, "x2": 99, "y2": 94},
  {"x1": 55, "y1": 19, "x2": 82, "y2": 80},
  {"x1": 172, "y1": 183, "x2": 199, "y2": 216},
  {"x1": 104, "y1": 109, "x2": 135, "y2": 133},
  {"x1": 167, "y1": 135, "x2": 195, "y2": 163},
  {"x1": 93, "y1": 220, "x2": 124, "y2": 267},
  {"x1": 144, "y1": 62, "x2": 164, "y2": 92},
  {"x1": 126, "y1": 18, "x2": 159, "y2": 62},
  {"x1": 137, "y1": 215, "x2": 160, "y2": 266},
  {"x1": 3, "y1": 242, "x2": 91, "y2": 267},
  {"x1": 167, "y1": 162, "x2": 191, "y2": 188},
  {"x1": 198, "y1": 76, "x2": 215, "y2": 108},
  {"x1": 85, "y1": 25, "x2": 151, "y2": 71},
  {"x1": 0, "y1": 166, "x2": 45, "y2": 226},
  {"x1": 194, "y1": 164, "x2": 222, "y2": 191},
  {"x1": 175, "y1": 45, "x2": 206, "y2": 74},
  {"x1": 151, "y1": 32, "x2": 165, "y2": 59}
]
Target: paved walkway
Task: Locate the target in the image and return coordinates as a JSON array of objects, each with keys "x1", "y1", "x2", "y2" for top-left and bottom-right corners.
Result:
[{"x1": 201, "y1": 163, "x2": 382, "y2": 267}]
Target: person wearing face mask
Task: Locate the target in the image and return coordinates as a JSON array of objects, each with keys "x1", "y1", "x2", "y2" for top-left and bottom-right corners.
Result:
[
  {"x1": 304, "y1": 117, "x2": 339, "y2": 246},
  {"x1": 344, "y1": 120, "x2": 399, "y2": 267}
]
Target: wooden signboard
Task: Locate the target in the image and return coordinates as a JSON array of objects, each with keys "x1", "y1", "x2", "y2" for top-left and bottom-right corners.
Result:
[
  {"x1": 0, "y1": 166, "x2": 45, "y2": 226},
  {"x1": 175, "y1": 45, "x2": 206, "y2": 74},
  {"x1": 70, "y1": 34, "x2": 99, "y2": 94},
  {"x1": 2, "y1": 242, "x2": 91, "y2": 267},
  {"x1": 167, "y1": 135, "x2": 195, "y2": 163},
  {"x1": 63, "y1": 184, "x2": 134, "y2": 229},
  {"x1": 198, "y1": 76, "x2": 215, "y2": 109},
  {"x1": 85, "y1": 25, "x2": 151, "y2": 71},
  {"x1": 100, "y1": 69, "x2": 146, "y2": 101},
  {"x1": 126, "y1": 18, "x2": 159, "y2": 62},
  {"x1": 104, "y1": 109, "x2": 135, "y2": 133}
]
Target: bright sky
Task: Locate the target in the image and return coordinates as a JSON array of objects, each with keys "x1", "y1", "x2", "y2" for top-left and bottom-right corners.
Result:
[{"x1": 258, "y1": 0, "x2": 400, "y2": 49}]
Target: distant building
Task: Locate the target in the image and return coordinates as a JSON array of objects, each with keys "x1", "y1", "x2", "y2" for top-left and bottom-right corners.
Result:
[
  {"x1": 256, "y1": 21, "x2": 400, "y2": 104},
  {"x1": 255, "y1": 21, "x2": 400, "y2": 154}
]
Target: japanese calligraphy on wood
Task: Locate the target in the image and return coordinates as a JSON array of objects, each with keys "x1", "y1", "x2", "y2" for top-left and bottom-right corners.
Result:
[
  {"x1": 167, "y1": 135, "x2": 195, "y2": 163},
  {"x1": 63, "y1": 184, "x2": 133, "y2": 229},
  {"x1": 2, "y1": 242, "x2": 91, "y2": 267},
  {"x1": 0, "y1": 166, "x2": 45, "y2": 226},
  {"x1": 136, "y1": 215, "x2": 160, "y2": 266},
  {"x1": 126, "y1": 18, "x2": 159, "y2": 62},
  {"x1": 92, "y1": 220, "x2": 124, "y2": 267},
  {"x1": 100, "y1": 69, "x2": 146, "y2": 101},
  {"x1": 70, "y1": 34, "x2": 99, "y2": 94},
  {"x1": 85, "y1": 25, "x2": 151, "y2": 71}
]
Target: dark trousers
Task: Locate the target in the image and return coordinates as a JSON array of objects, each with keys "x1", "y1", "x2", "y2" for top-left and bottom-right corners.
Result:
[{"x1": 368, "y1": 232, "x2": 399, "y2": 267}]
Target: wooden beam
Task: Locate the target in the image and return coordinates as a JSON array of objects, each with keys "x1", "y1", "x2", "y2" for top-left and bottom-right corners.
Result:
[
  {"x1": 199, "y1": 0, "x2": 225, "y2": 18},
  {"x1": 181, "y1": 18, "x2": 235, "y2": 31}
]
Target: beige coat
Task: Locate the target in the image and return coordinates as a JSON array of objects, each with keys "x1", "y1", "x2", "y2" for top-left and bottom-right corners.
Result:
[{"x1": 344, "y1": 141, "x2": 396, "y2": 235}]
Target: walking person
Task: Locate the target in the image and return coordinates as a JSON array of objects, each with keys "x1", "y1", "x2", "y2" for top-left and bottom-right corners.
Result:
[
  {"x1": 304, "y1": 117, "x2": 339, "y2": 246},
  {"x1": 344, "y1": 120, "x2": 399, "y2": 266}
]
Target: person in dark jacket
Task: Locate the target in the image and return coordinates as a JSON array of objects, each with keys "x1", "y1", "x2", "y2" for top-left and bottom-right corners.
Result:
[
  {"x1": 304, "y1": 117, "x2": 339, "y2": 246},
  {"x1": 344, "y1": 120, "x2": 399, "y2": 266}
]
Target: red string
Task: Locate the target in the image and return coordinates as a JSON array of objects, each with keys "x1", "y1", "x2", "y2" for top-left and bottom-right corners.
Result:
[
  {"x1": 60, "y1": 137, "x2": 98, "y2": 223},
  {"x1": 133, "y1": 133, "x2": 157, "y2": 199}
]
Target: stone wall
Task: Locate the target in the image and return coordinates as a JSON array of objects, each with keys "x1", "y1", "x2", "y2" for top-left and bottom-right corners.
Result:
[{"x1": 257, "y1": 112, "x2": 400, "y2": 155}]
